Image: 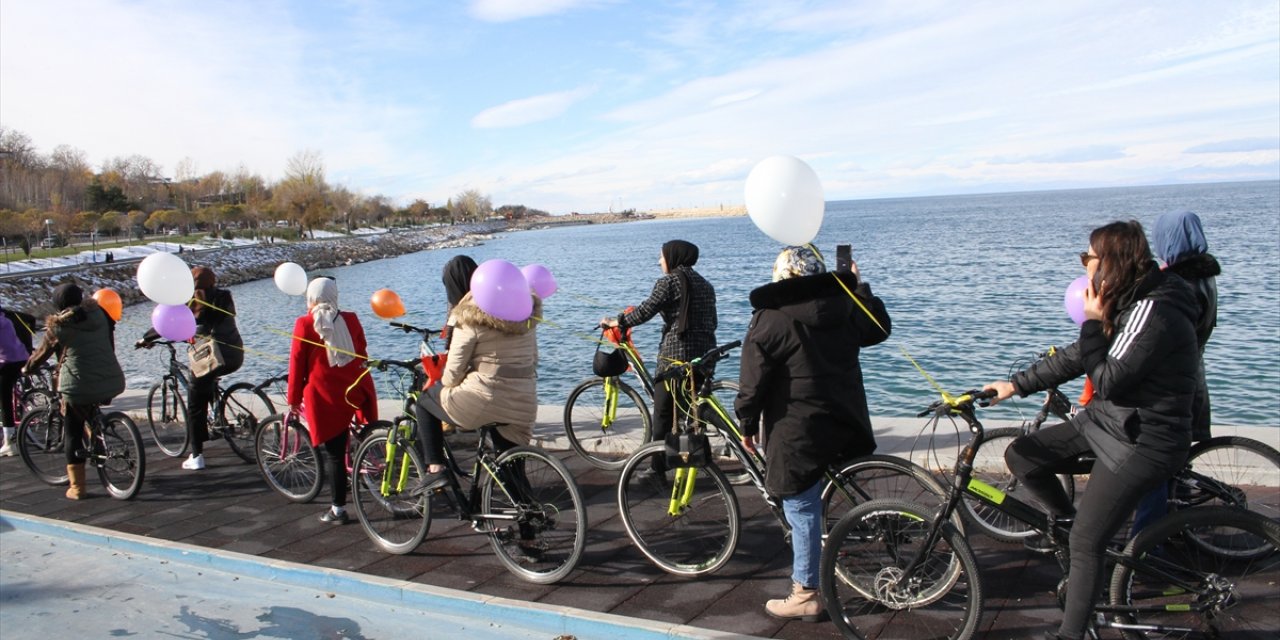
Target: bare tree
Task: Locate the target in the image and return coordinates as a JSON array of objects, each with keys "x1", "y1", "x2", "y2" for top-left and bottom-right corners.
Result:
[{"x1": 450, "y1": 189, "x2": 492, "y2": 222}]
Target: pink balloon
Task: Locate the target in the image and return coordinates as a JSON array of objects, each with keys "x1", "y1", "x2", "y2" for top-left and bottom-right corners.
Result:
[
  {"x1": 151, "y1": 304, "x2": 197, "y2": 341},
  {"x1": 471, "y1": 259, "x2": 533, "y2": 322},
  {"x1": 521, "y1": 264, "x2": 557, "y2": 299},
  {"x1": 1064, "y1": 276, "x2": 1089, "y2": 326}
]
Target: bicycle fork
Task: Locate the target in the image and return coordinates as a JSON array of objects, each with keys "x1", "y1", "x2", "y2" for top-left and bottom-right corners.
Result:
[{"x1": 668, "y1": 466, "x2": 700, "y2": 516}]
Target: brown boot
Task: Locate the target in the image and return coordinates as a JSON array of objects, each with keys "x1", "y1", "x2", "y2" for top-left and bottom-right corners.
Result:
[
  {"x1": 765, "y1": 581, "x2": 826, "y2": 622},
  {"x1": 65, "y1": 463, "x2": 87, "y2": 500}
]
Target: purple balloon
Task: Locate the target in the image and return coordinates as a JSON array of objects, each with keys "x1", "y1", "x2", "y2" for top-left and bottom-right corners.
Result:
[
  {"x1": 521, "y1": 264, "x2": 557, "y2": 299},
  {"x1": 1064, "y1": 275, "x2": 1089, "y2": 326},
  {"x1": 152, "y1": 303, "x2": 197, "y2": 341},
  {"x1": 471, "y1": 259, "x2": 533, "y2": 322}
]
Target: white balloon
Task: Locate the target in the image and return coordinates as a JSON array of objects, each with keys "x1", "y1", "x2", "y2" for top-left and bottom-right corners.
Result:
[
  {"x1": 744, "y1": 155, "x2": 825, "y2": 246},
  {"x1": 274, "y1": 262, "x2": 308, "y2": 296},
  {"x1": 135, "y1": 252, "x2": 194, "y2": 305}
]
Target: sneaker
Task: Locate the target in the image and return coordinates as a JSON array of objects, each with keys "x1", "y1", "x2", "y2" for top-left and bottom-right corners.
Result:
[
  {"x1": 765, "y1": 582, "x2": 827, "y2": 622},
  {"x1": 411, "y1": 469, "x2": 452, "y2": 496},
  {"x1": 320, "y1": 508, "x2": 349, "y2": 525},
  {"x1": 0, "y1": 442, "x2": 15, "y2": 457},
  {"x1": 181, "y1": 454, "x2": 206, "y2": 470}
]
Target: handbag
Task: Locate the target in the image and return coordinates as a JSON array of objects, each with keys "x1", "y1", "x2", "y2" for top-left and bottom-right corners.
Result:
[
  {"x1": 664, "y1": 430, "x2": 712, "y2": 468},
  {"x1": 592, "y1": 335, "x2": 629, "y2": 378},
  {"x1": 188, "y1": 335, "x2": 226, "y2": 379}
]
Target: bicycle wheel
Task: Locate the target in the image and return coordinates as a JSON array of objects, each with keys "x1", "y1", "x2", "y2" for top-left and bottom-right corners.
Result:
[
  {"x1": 1178, "y1": 436, "x2": 1280, "y2": 558},
  {"x1": 617, "y1": 441, "x2": 740, "y2": 576},
  {"x1": 17, "y1": 407, "x2": 68, "y2": 485},
  {"x1": 821, "y1": 498, "x2": 983, "y2": 640},
  {"x1": 563, "y1": 377, "x2": 651, "y2": 470},
  {"x1": 481, "y1": 445, "x2": 587, "y2": 584},
  {"x1": 20, "y1": 388, "x2": 55, "y2": 414},
  {"x1": 217, "y1": 382, "x2": 275, "y2": 464},
  {"x1": 352, "y1": 427, "x2": 431, "y2": 554},
  {"x1": 95, "y1": 413, "x2": 146, "y2": 500},
  {"x1": 822, "y1": 454, "x2": 955, "y2": 534},
  {"x1": 702, "y1": 381, "x2": 751, "y2": 485},
  {"x1": 1110, "y1": 506, "x2": 1280, "y2": 640},
  {"x1": 254, "y1": 413, "x2": 324, "y2": 503},
  {"x1": 146, "y1": 379, "x2": 189, "y2": 457}
]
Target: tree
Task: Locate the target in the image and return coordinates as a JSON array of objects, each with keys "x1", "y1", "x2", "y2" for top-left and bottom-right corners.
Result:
[
  {"x1": 274, "y1": 150, "x2": 329, "y2": 236},
  {"x1": 85, "y1": 179, "x2": 131, "y2": 212},
  {"x1": 99, "y1": 211, "x2": 124, "y2": 238},
  {"x1": 450, "y1": 189, "x2": 492, "y2": 222},
  {"x1": 71, "y1": 211, "x2": 101, "y2": 234}
]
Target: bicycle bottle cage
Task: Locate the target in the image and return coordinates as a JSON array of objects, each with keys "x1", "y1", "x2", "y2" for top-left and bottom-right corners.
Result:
[{"x1": 664, "y1": 430, "x2": 711, "y2": 468}]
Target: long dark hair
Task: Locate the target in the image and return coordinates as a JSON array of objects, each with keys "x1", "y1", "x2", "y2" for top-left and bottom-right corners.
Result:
[{"x1": 1089, "y1": 220, "x2": 1155, "y2": 336}]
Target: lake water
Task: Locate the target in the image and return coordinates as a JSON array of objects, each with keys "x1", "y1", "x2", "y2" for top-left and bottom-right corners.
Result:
[{"x1": 116, "y1": 180, "x2": 1279, "y2": 427}]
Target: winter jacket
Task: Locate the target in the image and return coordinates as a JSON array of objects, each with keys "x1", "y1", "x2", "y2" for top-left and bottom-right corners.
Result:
[
  {"x1": 1011, "y1": 268, "x2": 1200, "y2": 471},
  {"x1": 1168, "y1": 253, "x2": 1220, "y2": 440},
  {"x1": 193, "y1": 286, "x2": 245, "y2": 374},
  {"x1": 735, "y1": 272, "x2": 891, "y2": 497},
  {"x1": 287, "y1": 311, "x2": 378, "y2": 447},
  {"x1": 618, "y1": 267, "x2": 717, "y2": 372},
  {"x1": 439, "y1": 292, "x2": 540, "y2": 446},
  {"x1": 35, "y1": 298, "x2": 125, "y2": 405},
  {"x1": 1, "y1": 309, "x2": 36, "y2": 357}
]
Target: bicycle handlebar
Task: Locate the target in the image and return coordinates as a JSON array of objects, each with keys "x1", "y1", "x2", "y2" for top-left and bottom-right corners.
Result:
[
  {"x1": 371, "y1": 358, "x2": 419, "y2": 373},
  {"x1": 653, "y1": 341, "x2": 742, "y2": 384},
  {"x1": 916, "y1": 388, "x2": 999, "y2": 418},
  {"x1": 389, "y1": 321, "x2": 439, "y2": 336}
]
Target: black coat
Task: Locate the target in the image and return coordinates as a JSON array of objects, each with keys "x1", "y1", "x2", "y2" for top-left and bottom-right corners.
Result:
[{"x1": 735, "y1": 272, "x2": 891, "y2": 497}]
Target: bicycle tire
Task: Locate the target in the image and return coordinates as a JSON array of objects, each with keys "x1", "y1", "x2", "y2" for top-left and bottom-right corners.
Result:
[
  {"x1": 563, "y1": 377, "x2": 652, "y2": 470},
  {"x1": 20, "y1": 388, "x2": 55, "y2": 414},
  {"x1": 481, "y1": 446, "x2": 587, "y2": 584},
  {"x1": 352, "y1": 426, "x2": 431, "y2": 554},
  {"x1": 95, "y1": 412, "x2": 146, "y2": 500},
  {"x1": 702, "y1": 381, "x2": 751, "y2": 485},
  {"x1": 616, "y1": 441, "x2": 740, "y2": 576},
  {"x1": 1109, "y1": 506, "x2": 1280, "y2": 640},
  {"x1": 217, "y1": 382, "x2": 275, "y2": 464},
  {"x1": 956, "y1": 427, "x2": 1038, "y2": 542},
  {"x1": 822, "y1": 454, "x2": 957, "y2": 534},
  {"x1": 821, "y1": 498, "x2": 983, "y2": 640},
  {"x1": 17, "y1": 407, "x2": 68, "y2": 485},
  {"x1": 1177, "y1": 435, "x2": 1280, "y2": 559},
  {"x1": 254, "y1": 413, "x2": 324, "y2": 503},
  {"x1": 146, "y1": 379, "x2": 189, "y2": 458}
]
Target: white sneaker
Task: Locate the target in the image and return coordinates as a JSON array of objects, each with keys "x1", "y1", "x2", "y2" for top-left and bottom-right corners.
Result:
[
  {"x1": 182, "y1": 454, "x2": 206, "y2": 470},
  {"x1": 0, "y1": 442, "x2": 15, "y2": 457}
]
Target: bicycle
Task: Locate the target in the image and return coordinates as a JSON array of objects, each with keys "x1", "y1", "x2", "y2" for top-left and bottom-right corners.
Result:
[
  {"x1": 11, "y1": 362, "x2": 56, "y2": 421},
  {"x1": 350, "y1": 321, "x2": 587, "y2": 584},
  {"x1": 140, "y1": 339, "x2": 276, "y2": 463},
  {"x1": 616, "y1": 341, "x2": 954, "y2": 577},
  {"x1": 820, "y1": 389, "x2": 1280, "y2": 640},
  {"x1": 16, "y1": 402, "x2": 146, "y2": 500},
  {"x1": 563, "y1": 322, "x2": 743, "y2": 476},
  {"x1": 254, "y1": 399, "x2": 384, "y2": 503}
]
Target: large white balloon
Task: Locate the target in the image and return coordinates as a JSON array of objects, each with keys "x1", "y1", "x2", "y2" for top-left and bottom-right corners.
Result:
[
  {"x1": 136, "y1": 252, "x2": 194, "y2": 305},
  {"x1": 274, "y1": 262, "x2": 308, "y2": 296},
  {"x1": 744, "y1": 155, "x2": 825, "y2": 246}
]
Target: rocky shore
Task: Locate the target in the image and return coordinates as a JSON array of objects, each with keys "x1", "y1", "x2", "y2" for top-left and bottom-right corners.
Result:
[{"x1": 1, "y1": 223, "x2": 504, "y2": 317}]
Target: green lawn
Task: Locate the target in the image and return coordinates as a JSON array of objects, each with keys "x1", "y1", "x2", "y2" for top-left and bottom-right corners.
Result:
[{"x1": 0, "y1": 235, "x2": 207, "y2": 264}]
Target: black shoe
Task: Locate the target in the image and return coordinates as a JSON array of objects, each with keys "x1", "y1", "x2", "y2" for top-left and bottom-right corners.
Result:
[
  {"x1": 320, "y1": 509, "x2": 349, "y2": 525},
  {"x1": 1024, "y1": 532, "x2": 1057, "y2": 554},
  {"x1": 411, "y1": 469, "x2": 451, "y2": 496}
]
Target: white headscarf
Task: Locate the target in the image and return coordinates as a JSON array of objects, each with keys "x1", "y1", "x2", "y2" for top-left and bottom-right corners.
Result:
[{"x1": 306, "y1": 278, "x2": 355, "y2": 367}]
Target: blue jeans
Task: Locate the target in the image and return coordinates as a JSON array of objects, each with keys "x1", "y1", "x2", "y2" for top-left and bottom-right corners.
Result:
[{"x1": 782, "y1": 480, "x2": 824, "y2": 589}]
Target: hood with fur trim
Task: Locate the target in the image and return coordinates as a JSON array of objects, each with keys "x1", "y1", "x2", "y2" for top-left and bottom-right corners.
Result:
[
  {"x1": 46, "y1": 296, "x2": 109, "y2": 330},
  {"x1": 451, "y1": 291, "x2": 542, "y2": 335},
  {"x1": 749, "y1": 271, "x2": 860, "y2": 329}
]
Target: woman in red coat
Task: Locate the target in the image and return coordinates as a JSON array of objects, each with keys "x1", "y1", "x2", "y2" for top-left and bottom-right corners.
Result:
[{"x1": 287, "y1": 277, "x2": 378, "y2": 525}]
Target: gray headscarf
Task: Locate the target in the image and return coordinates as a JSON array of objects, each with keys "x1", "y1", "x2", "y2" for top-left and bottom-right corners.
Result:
[
  {"x1": 306, "y1": 277, "x2": 355, "y2": 367},
  {"x1": 1152, "y1": 210, "x2": 1208, "y2": 267}
]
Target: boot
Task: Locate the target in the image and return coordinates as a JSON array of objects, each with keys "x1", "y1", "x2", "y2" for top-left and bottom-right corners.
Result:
[
  {"x1": 65, "y1": 463, "x2": 87, "y2": 500},
  {"x1": 765, "y1": 582, "x2": 826, "y2": 622}
]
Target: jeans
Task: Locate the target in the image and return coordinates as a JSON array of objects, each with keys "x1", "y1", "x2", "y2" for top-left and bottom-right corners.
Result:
[{"x1": 782, "y1": 480, "x2": 824, "y2": 589}]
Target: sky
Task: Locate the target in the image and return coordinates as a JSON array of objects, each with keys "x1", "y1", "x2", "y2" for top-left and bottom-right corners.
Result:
[{"x1": 2, "y1": 0, "x2": 1277, "y2": 214}]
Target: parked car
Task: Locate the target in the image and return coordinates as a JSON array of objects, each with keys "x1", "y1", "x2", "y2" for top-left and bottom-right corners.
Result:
[{"x1": 39, "y1": 236, "x2": 64, "y2": 249}]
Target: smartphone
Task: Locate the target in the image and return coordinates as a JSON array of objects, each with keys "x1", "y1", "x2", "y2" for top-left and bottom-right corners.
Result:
[{"x1": 836, "y1": 244, "x2": 852, "y2": 273}]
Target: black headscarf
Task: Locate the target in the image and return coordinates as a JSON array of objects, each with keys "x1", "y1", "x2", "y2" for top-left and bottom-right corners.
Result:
[
  {"x1": 442, "y1": 255, "x2": 479, "y2": 307},
  {"x1": 53, "y1": 283, "x2": 83, "y2": 311},
  {"x1": 662, "y1": 240, "x2": 699, "y2": 335}
]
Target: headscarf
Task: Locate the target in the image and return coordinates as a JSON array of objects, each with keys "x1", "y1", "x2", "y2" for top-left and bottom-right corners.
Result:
[
  {"x1": 442, "y1": 255, "x2": 479, "y2": 307},
  {"x1": 772, "y1": 245, "x2": 826, "y2": 282},
  {"x1": 305, "y1": 277, "x2": 355, "y2": 367},
  {"x1": 1152, "y1": 210, "x2": 1208, "y2": 267},
  {"x1": 53, "y1": 283, "x2": 84, "y2": 311},
  {"x1": 662, "y1": 240, "x2": 700, "y2": 335}
]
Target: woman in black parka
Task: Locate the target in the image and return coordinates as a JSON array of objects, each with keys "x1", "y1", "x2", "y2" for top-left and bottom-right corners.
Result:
[{"x1": 735, "y1": 245, "x2": 891, "y2": 621}]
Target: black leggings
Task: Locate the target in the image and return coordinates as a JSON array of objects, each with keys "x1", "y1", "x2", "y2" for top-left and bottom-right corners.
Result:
[
  {"x1": 1, "y1": 361, "x2": 23, "y2": 430},
  {"x1": 1006, "y1": 420, "x2": 1185, "y2": 640},
  {"x1": 63, "y1": 402, "x2": 96, "y2": 464},
  {"x1": 413, "y1": 386, "x2": 519, "y2": 466},
  {"x1": 186, "y1": 353, "x2": 243, "y2": 455},
  {"x1": 322, "y1": 431, "x2": 349, "y2": 507}
]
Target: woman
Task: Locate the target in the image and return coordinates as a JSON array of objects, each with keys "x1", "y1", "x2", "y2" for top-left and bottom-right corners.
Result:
[
  {"x1": 601, "y1": 240, "x2": 717, "y2": 473},
  {"x1": 985, "y1": 220, "x2": 1200, "y2": 640},
  {"x1": 0, "y1": 304, "x2": 36, "y2": 457},
  {"x1": 440, "y1": 255, "x2": 479, "y2": 350},
  {"x1": 735, "y1": 245, "x2": 891, "y2": 621},
  {"x1": 287, "y1": 277, "x2": 378, "y2": 524},
  {"x1": 25, "y1": 284, "x2": 125, "y2": 500},
  {"x1": 413, "y1": 286, "x2": 540, "y2": 491}
]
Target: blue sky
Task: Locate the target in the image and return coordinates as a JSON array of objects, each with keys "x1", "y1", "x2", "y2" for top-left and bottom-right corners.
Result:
[{"x1": 2, "y1": 0, "x2": 1277, "y2": 213}]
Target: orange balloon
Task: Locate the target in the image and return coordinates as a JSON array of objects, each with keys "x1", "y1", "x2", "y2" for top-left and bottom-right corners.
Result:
[
  {"x1": 370, "y1": 288, "x2": 406, "y2": 319},
  {"x1": 93, "y1": 288, "x2": 123, "y2": 321}
]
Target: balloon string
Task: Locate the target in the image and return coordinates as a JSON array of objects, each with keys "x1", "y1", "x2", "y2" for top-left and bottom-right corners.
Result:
[{"x1": 190, "y1": 297, "x2": 235, "y2": 317}]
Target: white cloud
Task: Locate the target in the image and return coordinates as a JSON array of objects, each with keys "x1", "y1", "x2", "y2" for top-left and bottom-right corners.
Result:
[
  {"x1": 469, "y1": 0, "x2": 605, "y2": 23},
  {"x1": 471, "y1": 87, "x2": 595, "y2": 129}
]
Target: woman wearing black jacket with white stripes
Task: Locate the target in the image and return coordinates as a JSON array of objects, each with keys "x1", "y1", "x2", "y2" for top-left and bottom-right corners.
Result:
[{"x1": 985, "y1": 220, "x2": 1200, "y2": 640}]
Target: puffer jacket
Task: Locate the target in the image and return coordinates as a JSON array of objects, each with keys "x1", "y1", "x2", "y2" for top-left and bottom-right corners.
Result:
[
  {"x1": 439, "y1": 292, "x2": 541, "y2": 446},
  {"x1": 1011, "y1": 268, "x2": 1200, "y2": 471},
  {"x1": 735, "y1": 272, "x2": 891, "y2": 497},
  {"x1": 41, "y1": 298, "x2": 125, "y2": 405},
  {"x1": 1168, "y1": 253, "x2": 1220, "y2": 440}
]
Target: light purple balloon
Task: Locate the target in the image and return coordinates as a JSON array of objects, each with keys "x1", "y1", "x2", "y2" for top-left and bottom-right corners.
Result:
[
  {"x1": 1064, "y1": 275, "x2": 1089, "y2": 326},
  {"x1": 521, "y1": 264, "x2": 557, "y2": 299},
  {"x1": 471, "y1": 259, "x2": 533, "y2": 322},
  {"x1": 152, "y1": 303, "x2": 197, "y2": 341}
]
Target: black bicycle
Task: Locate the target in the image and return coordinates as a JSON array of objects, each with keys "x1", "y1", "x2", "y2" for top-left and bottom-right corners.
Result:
[{"x1": 17, "y1": 402, "x2": 146, "y2": 500}]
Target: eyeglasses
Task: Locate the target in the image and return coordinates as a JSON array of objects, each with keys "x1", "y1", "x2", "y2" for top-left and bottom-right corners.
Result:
[{"x1": 1079, "y1": 251, "x2": 1099, "y2": 267}]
